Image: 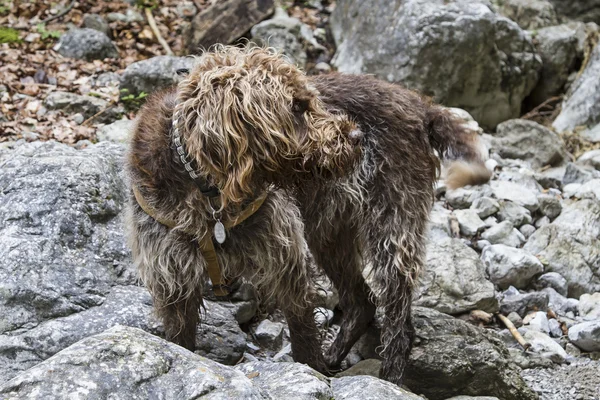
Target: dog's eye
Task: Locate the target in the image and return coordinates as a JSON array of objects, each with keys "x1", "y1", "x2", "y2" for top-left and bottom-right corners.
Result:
[{"x1": 292, "y1": 99, "x2": 309, "y2": 113}]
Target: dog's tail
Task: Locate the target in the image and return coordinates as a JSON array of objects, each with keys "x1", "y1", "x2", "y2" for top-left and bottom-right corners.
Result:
[{"x1": 426, "y1": 106, "x2": 492, "y2": 190}]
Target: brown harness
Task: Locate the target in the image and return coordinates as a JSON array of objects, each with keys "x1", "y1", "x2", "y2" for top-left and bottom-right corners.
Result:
[{"x1": 132, "y1": 187, "x2": 267, "y2": 296}]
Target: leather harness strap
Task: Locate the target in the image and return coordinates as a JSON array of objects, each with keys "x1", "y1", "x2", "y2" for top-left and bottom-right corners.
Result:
[{"x1": 132, "y1": 187, "x2": 267, "y2": 296}]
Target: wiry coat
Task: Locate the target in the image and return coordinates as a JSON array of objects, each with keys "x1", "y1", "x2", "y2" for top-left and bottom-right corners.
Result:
[{"x1": 125, "y1": 46, "x2": 490, "y2": 385}]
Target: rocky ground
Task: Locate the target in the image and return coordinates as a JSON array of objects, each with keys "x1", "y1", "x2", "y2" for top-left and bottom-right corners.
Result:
[{"x1": 1, "y1": 0, "x2": 600, "y2": 399}]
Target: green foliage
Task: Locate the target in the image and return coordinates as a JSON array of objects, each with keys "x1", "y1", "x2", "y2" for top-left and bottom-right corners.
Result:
[
  {"x1": 120, "y1": 89, "x2": 149, "y2": 110},
  {"x1": 0, "y1": 26, "x2": 20, "y2": 44},
  {"x1": 0, "y1": 0, "x2": 11, "y2": 15},
  {"x1": 135, "y1": 0, "x2": 158, "y2": 9},
  {"x1": 35, "y1": 23, "x2": 61, "y2": 40}
]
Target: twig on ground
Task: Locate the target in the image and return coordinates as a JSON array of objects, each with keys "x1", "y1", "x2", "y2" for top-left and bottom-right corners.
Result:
[
  {"x1": 497, "y1": 313, "x2": 531, "y2": 351},
  {"x1": 41, "y1": 0, "x2": 77, "y2": 24},
  {"x1": 521, "y1": 96, "x2": 562, "y2": 121},
  {"x1": 82, "y1": 100, "x2": 116, "y2": 126},
  {"x1": 144, "y1": 7, "x2": 174, "y2": 56}
]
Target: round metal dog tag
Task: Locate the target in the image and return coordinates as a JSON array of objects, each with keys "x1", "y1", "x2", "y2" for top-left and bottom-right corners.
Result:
[{"x1": 214, "y1": 221, "x2": 226, "y2": 244}]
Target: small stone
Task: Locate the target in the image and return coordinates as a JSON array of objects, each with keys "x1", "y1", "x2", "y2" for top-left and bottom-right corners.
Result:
[
  {"x1": 491, "y1": 181, "x2": 539, "y2": 212},
  {"x1": 568, "y1": 321, "x2": 600, "y2": 352},
  {"x1": 535, "y1": 216, "x2": 551, "y2": 229},
  {"x1": 519, "y1": 224, "x2": 536, "y2": 239},
  {"x1": 523, "y1": 329, "x2": 568, "y2": 363},
  {"x1": 524, "y1": 311, "x2": 550, "y2": 334},
  {"x1": 482, "y1": 245, "x2": 544, "y2": 289},
  {"x1": 548, "y1": 318, "x2": 563, "y2": 338},
  {"x1": 577, "y1": 149, "x2": 600, "y2": 170},
  {"x1": 82, "y1": 14, "x2": 110, "y2": 36},
  {"x1": 72, "y1": 113, "x2": 85, "y2": 125},
  {"x1": 542, "y1": 287, "x2": 579, "y2": 316},
  {"x1": 255, "y1": 320, "x2": 284, "y2": 349},
  {"x1": 497, "y1": 200, "x2": 532, "y2": 227},
  {"x1": 471, "y1": 197, "x2": 500, "y2": 219},
  {"x1": 446, "y1": 185, "x2": 494, "y2": 209},
  {"x1": 535, "y1": 272, "x2": 568, "y2": 296},
  {"x1": 314, "y1": 307, "x2": 334, "y2": 327},
  {"x1": 54, "y1": 28, "x2": 118, "y2": 61},
  {"x1": 481, "y1": 220, "x2": 525, "y2": 247},
  {"x1": 96, "y1": 119, "x2": 134, "y2": 143},
  {"x1": 563, "y1": 162, "x2": 600, "y2": 185},
  {"x1": 272, "y1": 343, "x2": 292, "y2": 362},
  {"x1": 476, "y1": 240, "x2": 491, "y2": 251},
  {"x1": 578, "y1": 293, "x2": 600, "y2": 320},
  {"x1": 537, "y1": 193, "x2": 562, "y2": 219},
  {"x1": 565, "y1": 342, "x2": 581, "y2": 357},
  {"x1": 454, "y1": 209, "x2": 486, "y2": 236},
  {"x1": 507, "y1": 311, "x2": 523, "y2": 328},
  {"x1": 500, "y1": 286, "x2": 549, "y2": 317},
  {"x1": 336, "y1": 359, "x2": 381, "y2": 378}
]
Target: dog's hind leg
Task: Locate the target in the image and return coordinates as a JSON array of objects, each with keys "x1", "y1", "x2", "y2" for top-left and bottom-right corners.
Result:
[
  {"x1": 155, "y1": 289, "x2": 202, "y2": 351},
  {"x1": 367, "y1": 211, "x2": 427, "y2": 385},
  {"x1": 308, "y1": 224, "x2": 376, "y2": 369}
]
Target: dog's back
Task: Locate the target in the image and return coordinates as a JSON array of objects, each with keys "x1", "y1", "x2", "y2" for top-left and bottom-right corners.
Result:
[{"x1": 310, "y1": 73, "x2": 491, "y2": 190}]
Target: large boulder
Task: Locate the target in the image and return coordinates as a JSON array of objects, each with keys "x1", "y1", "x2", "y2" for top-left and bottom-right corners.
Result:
[
  {"x1": 185, "y1": 0, "x2": 274, "y2": 52},
  {"x1": 331, "y1": 0, "x2": 541, "y2": 129},
  {"x1": 481, "y1": 244, "x2": 544, "y2": 290},
  {"x1": 404, "y1": 308, "x2": 537, "y2": 400},
  {"x1": 547, "y1": 0, "x2": 600, "y2": 23},
  {"x1": 495, "y1": 0, "x2": 559, "y2": 30},
  {"x1": 416, "y1": 237, "x2": 498, "y2": 314},
  {"x1": 490, "y1": 119, "x2": 566, "y2": 169},
  {"x1": 0, "y1": 326, "x2": 264, "y2": 399},
  {"x1": 524, "y1": 199, "x2": 600, "y2": 297},
  {"x1": 528, "y1": 25, "x2": 579, "y2": 107},
  {"x1": 553, "y1": 42, "x2": 600, "y2": 133},
  {"x1": 54, "y1": 28, "x2": 118, "y2": 61},
  {"x1": 119, "y1": 56, "x2": 194, "y2": 97}
]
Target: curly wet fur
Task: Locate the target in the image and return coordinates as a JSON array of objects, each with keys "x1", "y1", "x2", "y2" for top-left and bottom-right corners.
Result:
[{"x1": 125, "y1": 46, "x2": 490, "y2": 385}]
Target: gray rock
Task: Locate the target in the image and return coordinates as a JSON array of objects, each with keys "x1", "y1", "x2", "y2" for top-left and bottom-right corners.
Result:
[
  {"x1": 482, "y1": 245, "x2": 543, "y2": 290},
  {"x1": 220, "y1": 300, "x2": 258, "y2": 324},
  {"x1": 331, "y1": 0, "x2": 541, "y2": 129},
  {"x1": 507, "y1": 311, "x2": 524, "y2": 328},
  {"x1": 542, "y1": 287, "x2": 579, "y2": 316},
  {"x1": 523, "y1": 329, "x2": 567, "y2": 363},
  {"x1": 499, "y1": 286, "x2": 549, "y2": 316},
  {"x1": 568, "y1": 321, "x2": 600, "y2": 351},
  {"x1": 491, "y1": 120, "x2": 565, "y2": 169},
  {"x1": 0, "y1": 141, "x2": 130, "y2": 335},
  {"x1": 454, "y1": 209, "x2": 486, "y2": 236},
  {"x1": 446, "y1": 397, "x2": 500, "y2": 400},
  {"x1": 44, "y1": 91, "x2": 121, "y2": 123},
  {"x1": 255, "y1": 319, "x2": 284, "y2": 349},
  {"x1": 417, "y1": 237, "x2": 498, "y2": 315},
  {"x1": 491, "y1": 181, "x2": 539, "y2": 211},
  {"x1": 528, "y1": 25, "x2": 578, "y2": 106},
  {"x1": 577, "y1": 149, "x2": 600, "y2": 170},
  {"x1": 481, "y1": 221, "x2": 525, "y2": 247},
  {"x1": 251, "y1": 9, "x2": 307, "y2": 68},
  {"x1": 0, "y1": 326, "x2": 264, "y2": 399},
  {"x1": 119, "y1": 56, "x2": 194, "y2": 97},
  {"x1": 429, "y1": 202, "x2": 453, "y2": 240},
  {"x1": 446, "y1": 185, "x2": 494, "y2": 209},
  {"x1": 403, "y1": 307, "x2": 537, "y2": 400},
  {"x1": 332, "y1": 375, "x2": 422, "y2": 400},
  {"x1": 534, "y1": 215, "x2": 551, "y2": 228},
  {"x1": 471, "y1": 197, "x2": 500, "y2": 219},
  {"x1": 195, "y1": 301, "x2": 247, "y2": 365},
  {"x1": 547, "y1": 0, "x2": 600, "y2": 23},
  {"x1": 82, "y1": 13, "x2": 110, "y2": 36},
  {"x1": 54, "y1": 28, "x2": 118, "y2": 61},
  {"x1": 335, "y1": 359, "x2": 381, "y2": 379},
  {"x1": 524, "y1": 311, "x2": 550, "y2": 334},
  {"x1": 106, "y1": 9, "x2": 144, "y2": 23},
  {"x1": 537, "y1": 193, "x2": 562, "y2": 219},
  {"x1": 524, "y1": 199, "x2": 600, "y2": 297},
  {"x1": 553, "y1": 42, "x2": 600, "y2": 132},
  {"x1": 185, "y1": 0, "x2": 275, "y2": 52},
  {"x1": 563, "y1": 179, "x2": 600, "y2": 200},
  {"x1": 548, "y1": 318, "x2": 563, "y2": 337},
  {"x1": 534, "y1": 272, "x2": 568, "y2": 296},
  {"x1": 314, "y1": 307, "x2": 334, "y2": 328},
  {"x1": 581, "y1": 122, "x2": 600, "y2": 143},
  {"x1": 519, "y1": 224, "x2": 536, "y2": 239},
  {"x1": 498, "y1": 200, "x2": 533, "y2": 226},
  {"x1": 0, "y1": 286, "x2": 159, "y2": 383},
  {"x1": 495, "y1": 0, "x2": 559, "y2": 30},
  {"x1": 235, "y1": 361, "x2": 332, "y2": 399},
  {"x1": 94, "y1": 71, "x2": 120, "y2": 88},
  {"x1": 578, "y1": 293, "x2": 600, "y2": 320},
  {"x1": 96, "y1": 119, "x2": 135, "y2": 143}
]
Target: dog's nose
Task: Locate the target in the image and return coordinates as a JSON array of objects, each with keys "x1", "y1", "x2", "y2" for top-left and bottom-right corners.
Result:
[{"x1": 348, "y1": 129, "x2": 364, "y2": 145}]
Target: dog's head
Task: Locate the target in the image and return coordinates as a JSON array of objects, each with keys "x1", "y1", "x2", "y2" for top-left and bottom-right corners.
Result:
[{"x1": 175, "y1": 46, "x2": 360, "y2": 205}]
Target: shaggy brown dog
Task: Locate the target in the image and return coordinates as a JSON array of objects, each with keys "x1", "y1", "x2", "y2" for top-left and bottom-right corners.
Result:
[{"x1": 125, "y1": 46, "x2": 491, "y2": 385}]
